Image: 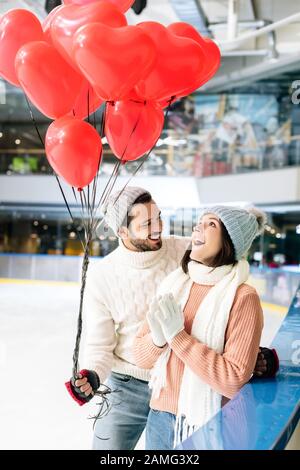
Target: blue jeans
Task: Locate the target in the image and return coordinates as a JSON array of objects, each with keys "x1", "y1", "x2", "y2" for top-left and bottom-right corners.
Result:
[
  {"x1": 146, "y1": 409, "x2": 176, "y2": 450},
  {"x1": 92, "y1": 372, "x2": 151, "y2": 450}
]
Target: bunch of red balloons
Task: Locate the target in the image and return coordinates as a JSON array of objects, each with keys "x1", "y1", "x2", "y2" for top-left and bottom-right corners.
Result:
[{"x1": 0, "y1": 0, "x2": 220, "y2": 190}]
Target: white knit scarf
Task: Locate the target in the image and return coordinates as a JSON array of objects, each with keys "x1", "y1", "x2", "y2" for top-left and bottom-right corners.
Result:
[{"x1": 149, "y1": 259, "x2": 250, "y2": 447}]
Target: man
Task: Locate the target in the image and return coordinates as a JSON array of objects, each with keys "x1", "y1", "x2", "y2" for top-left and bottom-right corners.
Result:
[{"x1": 69, "y1": 186, "x2": 278, "y2": 450}]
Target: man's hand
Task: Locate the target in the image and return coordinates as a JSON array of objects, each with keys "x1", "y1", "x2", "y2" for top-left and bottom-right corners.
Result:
[
  {"x1": 74, "y1": 374, "x2": 94, "y2": 397},
  {"x1": 65, "y1": 369, "x2": 100, "y2": 406},
  {"x1": 253, "y1": 347, "x2": 279, "y2": 378},
  {"x1": 253, "y1": 348, "x2": 267, "y2": 376}
]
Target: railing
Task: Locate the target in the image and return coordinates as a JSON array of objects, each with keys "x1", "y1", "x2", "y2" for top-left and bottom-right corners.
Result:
[
  {"x1": 0, "y1": 253, "x2": 85, "y2": 283},
  {"x1": 0, "y1": 147, "x2": 299, "y2": 179},
  {"x1": 249, "y1": 266, "x2": 300, "y2": 307},
  {"x1": 1, "y1": 254, "x2": 299, "y2": 306},
  {"x1": 176, "y1": 283, "x2": 300, "y2": 450}
]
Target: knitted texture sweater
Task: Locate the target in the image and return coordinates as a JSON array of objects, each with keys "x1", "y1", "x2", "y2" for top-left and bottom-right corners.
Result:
[
  {"x1": 82, "y1": 237, "x2": 190, "y2": 382},
  {"x1": 133, "y1": 282, "x2": 263, "y2": 414}
]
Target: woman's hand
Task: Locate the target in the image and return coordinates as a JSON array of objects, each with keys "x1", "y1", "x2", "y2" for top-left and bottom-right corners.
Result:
[
  {"x1": 147, "y1": 298, "x2": 167, "y2": 347},
  {"x1": 157, "y1": 293, "x2": 185, "y2": 343}
]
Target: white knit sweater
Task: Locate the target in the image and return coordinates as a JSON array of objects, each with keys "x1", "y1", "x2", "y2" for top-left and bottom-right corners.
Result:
[{"x1": 82, "y1": 237, "x2": 190, "y2": 382}]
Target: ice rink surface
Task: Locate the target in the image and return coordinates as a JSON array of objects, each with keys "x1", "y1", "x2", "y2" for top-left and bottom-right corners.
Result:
[{"x1": 0, "y1": 280, "x2": 288, "y2": 450}]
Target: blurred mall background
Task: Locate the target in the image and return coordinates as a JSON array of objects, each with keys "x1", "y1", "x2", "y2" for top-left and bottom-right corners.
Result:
[
  {"x1": 0, "y1": 0, "x2": 300, "y2": 449},
  {"x1": 1, "y1": 0, "x2": 300, "y2": 280}
]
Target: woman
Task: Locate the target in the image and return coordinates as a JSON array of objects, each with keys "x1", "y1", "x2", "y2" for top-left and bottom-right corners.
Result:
[{"x1": 133, "y1": 205, "x2": 265, "y2": 450}]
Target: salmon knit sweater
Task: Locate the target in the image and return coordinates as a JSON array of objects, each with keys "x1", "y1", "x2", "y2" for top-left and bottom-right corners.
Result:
[{"x1": 133, "y1": 282, "x2": 263, "y2": 415}]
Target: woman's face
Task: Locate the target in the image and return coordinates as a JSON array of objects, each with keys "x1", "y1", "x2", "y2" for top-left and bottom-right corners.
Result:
[{"x1": 191, "y1": 213, "x2": 223, "y2": 265}]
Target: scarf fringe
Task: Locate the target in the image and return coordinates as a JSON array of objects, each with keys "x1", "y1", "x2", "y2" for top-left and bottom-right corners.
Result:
[
  {"x1": 148, "y1": 348, "x2": 171, "y2": 399},
  {"x1": 174, "y1": 415, "x2": 197, "y2": 448}
]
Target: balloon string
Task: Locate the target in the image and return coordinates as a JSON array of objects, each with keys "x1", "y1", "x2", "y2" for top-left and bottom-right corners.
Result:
[
  {"x1": 113, "y1": 96, "x2": 175, "y2": 206},
  {"x1": 71, "y1": 186, "x2": 87, "y2": 238},
  {"x1": 91, "y1": 102, "x2": 145, "y2": 229},
  {"x1": 72, "y1": 100, "x2": 110, "y2": 381},
  {"x1": 72, "y1": 231, "x2": 91, "y2": 378},
  {"x1": 90, "y1": 102, "x2": 107, "y2": 223},
  {"x1": 86, "y1": 87, "x2": 92, "y2": 218}
]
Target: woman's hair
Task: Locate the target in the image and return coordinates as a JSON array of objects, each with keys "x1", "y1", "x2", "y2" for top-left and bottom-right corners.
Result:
[{"x1": 181, "y1": 219, "x2": 236, "y2": 273}]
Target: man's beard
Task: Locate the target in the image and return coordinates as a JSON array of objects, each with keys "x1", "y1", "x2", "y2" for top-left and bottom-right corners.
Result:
[{"x1": 129, "y1": 237, "x2": 162, "y2": 252}]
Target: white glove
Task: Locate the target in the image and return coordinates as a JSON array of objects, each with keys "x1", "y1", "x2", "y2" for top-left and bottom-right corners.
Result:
[
  {"x1": 146, "y1": 298, "x2": 167, "y2": 347},
  {"x1": 157, "y1": 293, "x2": 185, "y2": 343}
]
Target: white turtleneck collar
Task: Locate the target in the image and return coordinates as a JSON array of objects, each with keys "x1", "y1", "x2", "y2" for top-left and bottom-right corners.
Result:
[{"x1": 116, "y1": 238, "x2": 167, "y2": 269}]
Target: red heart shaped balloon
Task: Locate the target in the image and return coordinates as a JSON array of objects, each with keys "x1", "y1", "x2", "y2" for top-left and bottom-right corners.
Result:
[
  {"x1": 46, "y1": 117, "x2": 102, "y2": 189},
  {"x1": 167, "y1": 22, "x2": 221, "y2": 96},
  {"x1": 0, "y1": 9, "x2": 44, "y2": 86},
  {"x1": 15, "y1": 41, "x2": 84, "y2": 119},
  {"x1": 43, "y1": 6, "x2": 102, "y2": 118},
  {"x1": 105, "y1": 100, "x2": 164, "y2": 161},
  {"x1": 135, "y1": 22, "x2": 205, "y2": 101},
  {"x1": 73, "y1": 24, "x2": 157, "y2": 101},
  {"x1": 42, "y1": 5, "x2": 65, "y2": 45},
  {"x1": 63, "y1": 0, "x2": 134, "y2": 13},
  {"x1": 51, "y1": 1, "x2": 127, "y2": 69}
]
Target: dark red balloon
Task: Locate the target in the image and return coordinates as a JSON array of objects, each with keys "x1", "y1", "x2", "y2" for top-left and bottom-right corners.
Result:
[
  {"x1": 45, "y1": 117, "x2": 102, "y2": 189},
  {"x1": 105, "y1": 100, "x2": 164, "y2": 161}
]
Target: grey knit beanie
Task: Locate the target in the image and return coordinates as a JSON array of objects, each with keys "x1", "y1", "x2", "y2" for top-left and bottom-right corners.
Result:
[
  {"x1": 101, "y1": 186, "x2": 150, "y2": 235},
  {"x1": 198, "y1": 205, "x2": 267, "y2": 260}
]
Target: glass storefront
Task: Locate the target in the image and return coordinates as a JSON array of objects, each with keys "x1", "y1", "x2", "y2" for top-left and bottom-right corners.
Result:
[{"x1": 1, "y1": 74, "x2": 300, "y2": 179}]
